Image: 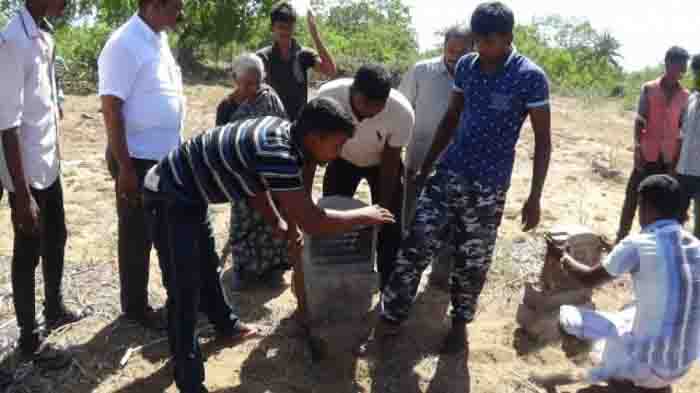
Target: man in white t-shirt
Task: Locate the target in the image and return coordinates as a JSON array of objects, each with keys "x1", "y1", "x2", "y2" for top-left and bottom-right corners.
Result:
[
  {"x1": 314, "y1": 64, "x2": 415, "y2": 290},
  {"x1": 0, "y1": 0, "x2": 82, "y2": 367},
  {"x1": 98, "y1": 0, "x2": 185, "y2": 330}
]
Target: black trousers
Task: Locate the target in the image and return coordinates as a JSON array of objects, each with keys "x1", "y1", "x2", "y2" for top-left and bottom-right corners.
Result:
[
  {"x1": 322, "y1": 158, "x2": 404, "y2": 290},
  {"x1": 617, "y1": 161, "x2": 672, "y2": 240},
  {"x1": 146, "y1": 193, "x2": 239, "y2": 393},
  {"x1": 8, "y1": 179, "x2": 67, "y2": 353},
  {"x1": 107, "y1": 152, "x2": 158, "y2": 317}
]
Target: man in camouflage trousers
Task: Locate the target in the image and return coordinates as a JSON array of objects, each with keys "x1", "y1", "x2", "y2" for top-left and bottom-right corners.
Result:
[
  {"x1": 383, "y1": 169, "x2": 506, "y2": 323},
  {"x1": 365, "y1": 2, "x2": 552, "y2": 356}
]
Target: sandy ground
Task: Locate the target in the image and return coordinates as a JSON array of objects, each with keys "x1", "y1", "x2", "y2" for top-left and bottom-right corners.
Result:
[{"x1": 1, "y1": 84, "x2": 699, "y2": 393}]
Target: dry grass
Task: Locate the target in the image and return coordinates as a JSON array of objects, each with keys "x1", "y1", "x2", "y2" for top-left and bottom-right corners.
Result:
[{"x1": 1, "y1": 87, "x2": 699, "y2": 393}]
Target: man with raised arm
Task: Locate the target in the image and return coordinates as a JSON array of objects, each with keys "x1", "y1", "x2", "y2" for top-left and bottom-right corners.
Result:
[{"x1": 257, "y1": 1, "x2": 336, "y2": 121}]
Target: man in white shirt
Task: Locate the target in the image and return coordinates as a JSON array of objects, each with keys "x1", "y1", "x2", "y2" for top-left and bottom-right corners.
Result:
[
  {"x1": 98, "y1": 0, "x2": 184, "y2": 330},
  {"x1": 399, "y1": 25, "x2": 473, "y2": 289},
  {"x1": 314, "y1": 64, "x2": 415, "y2": 291},
  {"x1": 0, "y1": 0, "x2": 81, "y2": 366}
]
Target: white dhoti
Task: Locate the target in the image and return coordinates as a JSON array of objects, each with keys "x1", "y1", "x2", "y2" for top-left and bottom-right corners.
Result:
[{"x1": 559, "y1": 305, "x2": 690, "y2": 389}]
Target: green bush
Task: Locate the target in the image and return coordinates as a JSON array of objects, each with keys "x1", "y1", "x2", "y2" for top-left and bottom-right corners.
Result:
[
  {"x1": 514, "y1": 21, "x2": 623, "y2": 95},
  {"x1": 55, "y1": 23, "x2": 113, "y2": 94},
  {"x1": 291, "y1": 0, "x2": 420, "y2": 85}
]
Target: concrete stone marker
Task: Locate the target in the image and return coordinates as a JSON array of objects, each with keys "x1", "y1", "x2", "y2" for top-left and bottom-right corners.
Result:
[
  {"x1": 516, "y1": 224, "x2": 610, "y2": 342},
  {"x1": 304, "y1": 196, "x2": 378, "y2": 325}
]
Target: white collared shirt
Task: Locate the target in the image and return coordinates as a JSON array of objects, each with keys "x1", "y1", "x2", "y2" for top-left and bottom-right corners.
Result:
[
  {"x1": 98, "y1": 14, "x2": 185, "y2": 161},
  {"x1": 317, "y1": 78, "x2": 414, "y2": 167},
  {"x1": 399, "y1": 56, "x2": 454, "y2": 171},
  {"x1": 0, "y1": 6, "x2": 60, "y2": 191}
]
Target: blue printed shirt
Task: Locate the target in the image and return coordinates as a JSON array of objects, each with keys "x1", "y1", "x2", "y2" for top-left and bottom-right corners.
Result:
[{"x1": 440, "y1": 50, "x2": 550, "y2": 189}]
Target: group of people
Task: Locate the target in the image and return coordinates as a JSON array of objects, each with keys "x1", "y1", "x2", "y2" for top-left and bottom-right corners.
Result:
[
  {"x1": 2, "y1": 0, "x2": 700, "y2": 393},
  {"x1": 531, "y1": 40, "x2": 700, "y2": 393}
]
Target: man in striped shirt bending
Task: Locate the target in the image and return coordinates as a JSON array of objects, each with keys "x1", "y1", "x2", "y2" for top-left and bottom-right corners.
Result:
[
  {"x1": 143, "y1": 97, "x2": 394, "y2": 393},
  {"x1": 532, "y1": 174, "x2": 700, "y2": 392}
]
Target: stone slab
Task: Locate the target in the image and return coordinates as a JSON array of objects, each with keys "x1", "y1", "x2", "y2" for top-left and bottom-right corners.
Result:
[{"x1": 303, "y1": 196, "x2": 378, "y2": 324}]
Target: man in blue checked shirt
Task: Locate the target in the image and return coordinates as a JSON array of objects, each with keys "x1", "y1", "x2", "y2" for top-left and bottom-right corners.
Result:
[
  {"x1": 363, "y1": 1, "x2": 552, "y2": 356},
  {"x1": 532, "y1": 175, "x2": 700, "y2": 392}
]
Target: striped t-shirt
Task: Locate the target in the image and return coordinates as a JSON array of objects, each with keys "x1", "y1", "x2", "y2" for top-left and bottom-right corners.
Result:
[
  {"x1": 604, "y1": 219, "x2": 700, "y2": 374},
  {"x1": 149, "y1": 116, "x2": 305, "y2": 204}
]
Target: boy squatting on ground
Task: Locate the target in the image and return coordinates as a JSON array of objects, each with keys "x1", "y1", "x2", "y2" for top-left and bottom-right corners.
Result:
[
  {"x1": 531, "y1": 174, "x2": 700, "y2": 392},
  {"x1": 142, "y1": 97, "x2": 394, "y2": 393},
  {"x1": 366, "y1": 1, "x2": 552, "y2": 355}
]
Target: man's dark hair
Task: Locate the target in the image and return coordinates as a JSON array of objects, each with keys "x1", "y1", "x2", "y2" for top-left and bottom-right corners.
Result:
[
  {"x1": 271, "y1": 1, "x2": 297, "y2": 24},
  {"x1": 638, "y1": 174, "x2": 684, "y2": 221},
  {"x1": 471, "y1": 2, "x2": 515, "y2": 36},
  {"x1": 665, "y1": 46, "x2": 690, "y2": 65},
  {"x1": 293, "y1": 97, "x2": 355, "y2": 140},
  {"x1": 444, "y1": 24, "x2": 473, "y2": 46},
  {"x1": 691, "y1": 54, "x2": 700, "y2": 73},
  {"x1": 351, "y1": 64, "x2": 392, "y2": 102}
]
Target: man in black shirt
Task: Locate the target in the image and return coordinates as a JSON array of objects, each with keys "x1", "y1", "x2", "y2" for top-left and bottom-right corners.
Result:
[{"x1": 256, "y1": 2, "x2": 336, "y2": 120}]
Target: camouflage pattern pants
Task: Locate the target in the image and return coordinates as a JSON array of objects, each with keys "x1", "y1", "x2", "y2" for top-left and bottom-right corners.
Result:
[{"x1": 381, "y1": 167, "x2": 507, "y2": 323}]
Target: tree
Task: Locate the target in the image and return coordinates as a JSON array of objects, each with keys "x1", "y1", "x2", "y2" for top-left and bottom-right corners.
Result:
[
  {"x1": 176, "y1": 0, "x2": 275, "y2": 66},
  {"x1": 0, "y1": 0, "x2": 21, "y2": 26},
  {"x1": 0, "y1": 0, "x2": 96, "y2": 28},
  {"x1": 513, "y1": 15, "x2": 624, "y2": 93},
  {"x1": 97, "y1": 0, "x2": 276, "y2": 66},
  {"x1": 595, "y1": 32, "x2": 622, "y2": 69},
  {"x1": 300, "y1": 0, "x2": 418, "y2": 74}
]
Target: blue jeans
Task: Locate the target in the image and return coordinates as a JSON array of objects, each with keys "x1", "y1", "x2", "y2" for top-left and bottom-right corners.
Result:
[{"x1": 146, "y1": 193, "x2": 239, "y2": 393}]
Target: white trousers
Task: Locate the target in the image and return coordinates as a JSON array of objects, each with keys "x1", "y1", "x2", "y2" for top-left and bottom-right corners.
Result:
[{"x1": 559, "y1": 304, "x2": 689, "y2": 389}]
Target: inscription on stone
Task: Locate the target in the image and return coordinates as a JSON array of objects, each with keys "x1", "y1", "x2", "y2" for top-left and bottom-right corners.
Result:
[
  {"x1": 310, "y1": 225, "x2": 374, "y2": 265},
  {"x1": 303, "y1": 196, "x2": 378, "y2": 323},
  {"x1": 306, "y1": 195, "x2": 377, "y2": 271}
]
